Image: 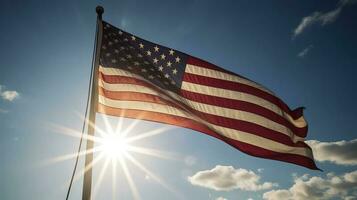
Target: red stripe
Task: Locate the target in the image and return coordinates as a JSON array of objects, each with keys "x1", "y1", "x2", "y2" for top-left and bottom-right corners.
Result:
[
  {"x1": 181, "y1": 89, "x2": 307, "y2": 137},
  {"x1": 186, "y1": 57, "x2": 305, "y2": 120},
  {"x1": 99, "y1": 86, "x2": 310, "y2": 149},
  {"x1": 97, "y1": 103, "x2": 318, "y2": 170},
  {"x1": 187, "y1": 56, "x2": 240, "y2": 76},
  {"x1": 100, "y1": 72, "x2": 306, "y2": 138},
  {"x1": 98, "y1": 87, "x2": 183, "y2": 110}
]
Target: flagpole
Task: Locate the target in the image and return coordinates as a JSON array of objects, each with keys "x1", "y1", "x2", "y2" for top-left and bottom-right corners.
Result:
[{"x1": 82, "y1": 6, "x2": 104, "y2": 200}]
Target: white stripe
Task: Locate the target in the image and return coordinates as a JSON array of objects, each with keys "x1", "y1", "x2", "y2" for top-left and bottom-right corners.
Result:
[
  {"x1": 99, "y1": 66, "x2": 307, "y2": 128},
  {"x1": 185, "y1": 64, "x2": 274, "y2": 95},
  {"x1": 99, "y1": 80, "x2": 304, "y2": 143},
  {"x1": 99, "y1": 95, "x2": 313, "y2": 158}
]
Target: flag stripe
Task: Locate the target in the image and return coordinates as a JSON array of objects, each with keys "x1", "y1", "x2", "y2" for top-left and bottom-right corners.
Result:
[
  {"x1": 99, "y1": 87, "x2": 310, "y2": 148},
  {"x1": 186, "y1": 59, "x2": 306, "y2": 121},
  {"x1": 181, "y1": 81, "x2": 308, "y2": 138},
  {"x1": 181, "y1": 90, "x2": 308, "y2": 134},
  {"x1": 99, "y1": 66, "x2": 306, "y2": 130},
  {"x1": 99, "y1": 71, "x2": 306, "y2": 141},
  {"x1": 97, "y1": 104, "x2": 317, "y2": 169},
  {"x1": 183, "y1": 72, "x2": 307, "y2": 127},
  {"x1": 185, "y1": 64, "x2": 274, "y2": 95},
  {"x1": 98, "y1": 95, "x2": 313, "y2": 158}
]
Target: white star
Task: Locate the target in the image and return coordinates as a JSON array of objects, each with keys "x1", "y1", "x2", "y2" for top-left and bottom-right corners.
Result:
[
  {"x1": 108, "y1": 41, "x2": 113, "y2": 46},
  {"x1": 120, "y1": 46, "x2": 125, "y2": 50},
  {"x1": 154, "y1": 46, "x2": 159, "y2": 52},
  {"x1": 134, "y1": 61, "x2": 140, "y2": 66},
  {"x1": 141, "y1": 68, "x2": 147, "y2": 73},
  {"x1": 137, "y1": 53, "x2": 143, "y2": 58},
  {"x1": 164, "y1": 73, "x2": 170, "y2": 78},
  {"x1": 153, "y1": 58, "x2": 158, "y2": 64},
  {"x1": 158, "y1": 66, "x2": 163, "y2": 71},
  {"x1": 106, "y1": 53, "x2": 111, "y2": 57},
  {"x1": 120, "y1": 57, "x2": 126, "y2": 61},
  {"x1": 131, "y1": 36, "x2": 136, "y2": 41},
  {"x1": 171, "y1": 80, "x2": 176, "y2": 85},
  {"x1": 167, "y1": 61, "x2": 172, "y2": 67},
  {"x1": 114, "y1": 39, "x2": 119, "y2": 43},
  {"x1": 144, "y1": 61, "x2": 149, "y2": 65},
  {"x1": 146, "y1": 50, "x2": 152, "y2": 56},
  {"x1": 124, "y1": 38, "x2": 128, "y2": 42},
  {"x1": 175, "y1": 56, "x2": 180, "y2": 63},
  {"x1": 172, "y1": 69, "x2": 177, "y2": 74},
  {"x1": 161, "y1": 54, "x2": 166, "y2": 60},
  {"x1": 126, "y1": 54, "x2": 132, "y2": 59},
  {"x1": 114, "y1": 49, "x2": 119, "y2": 53},
  {"x1": 111, "y1": 59, "x2": 117, "y2": 63},
  {"x1": 148, "y1": 75, "x2": 154, "y2": 79},
  {"x1": 139, "y1": 43, "x2": 144, "y2": 48},
  {"x1": 169, "y1": 49, "x2": 174, "y2": 55},
  {"x1": 127, "y1": 66, "x2": 133, "y2": 70},
  {"x1": 118, "y1": 31, "x2": 123, "y2": 35},
  {"x1": 150, "y1": 68, "x2": 154, "y2": 71}
]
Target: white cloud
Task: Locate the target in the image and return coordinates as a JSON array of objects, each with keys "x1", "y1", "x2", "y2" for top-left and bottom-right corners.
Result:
[
  {"x1": 0, "y1": 85, "x2": 19, "y2": 101},
  {"x1": 263, "y1": 189, "x2": 292, "y2": 200},
  {"x1": 188, "y1": 165, "x2": 277, "y2": 191},
  {"x1": 293, "y1": 0, "x2": 356, "y2": 37},
  {"x1": 298, "y1": 45, "x2": 314, "y2": 58},
  {"x1": 263, "y1": 170, "x2": 357, "y2": 200},
  {"x1": 307, "y1": 139, "x2": 357, "y2": 165},
  {"x1": 216, "y1": 197, "x2": 227, "y2": 200},
  {"x1": 1, "y1": 90, "x2": 19, "y2": 101}
]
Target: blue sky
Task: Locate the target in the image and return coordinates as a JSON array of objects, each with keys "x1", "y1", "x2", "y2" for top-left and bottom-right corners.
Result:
[{"x1": 0, "y1": 0, "x2": 356, "y2": 200}]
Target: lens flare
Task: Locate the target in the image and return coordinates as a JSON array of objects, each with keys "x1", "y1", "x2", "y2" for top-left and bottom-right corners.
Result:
[{"x1": 47, "y1": 113, "x2": 183, "y2": 200}]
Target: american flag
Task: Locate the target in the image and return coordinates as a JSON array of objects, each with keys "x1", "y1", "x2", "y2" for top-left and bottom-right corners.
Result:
[{"x1": 97, "y1": 21, "x2": 318, "y2": 170}]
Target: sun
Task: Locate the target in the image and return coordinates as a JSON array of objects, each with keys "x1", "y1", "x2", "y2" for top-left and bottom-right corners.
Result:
[{"x1": 100, "y1": 133, "x2": 129, "y2": 158}]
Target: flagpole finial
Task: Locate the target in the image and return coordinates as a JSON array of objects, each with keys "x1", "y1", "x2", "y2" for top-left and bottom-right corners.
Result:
[{"x1": 96, "y1": 6, "x2": 104, "y2": 20}]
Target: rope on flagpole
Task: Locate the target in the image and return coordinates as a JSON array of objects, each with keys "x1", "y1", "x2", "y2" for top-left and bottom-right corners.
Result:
[{"x1": 65, "y1": 9, "x2": 99, "y2": 200}]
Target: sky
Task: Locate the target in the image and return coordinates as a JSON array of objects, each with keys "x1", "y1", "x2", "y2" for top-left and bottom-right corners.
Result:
[{"x1": 0, "y1": 0, "x2": 357, "y2": 200}]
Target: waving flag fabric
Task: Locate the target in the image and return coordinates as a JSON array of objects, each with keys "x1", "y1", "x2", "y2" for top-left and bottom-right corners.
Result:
[{"x1": 97, "y1": 21, "x2": 318, "y2": 169}]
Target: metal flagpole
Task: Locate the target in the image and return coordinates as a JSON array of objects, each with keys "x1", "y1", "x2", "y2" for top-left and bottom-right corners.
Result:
[{"x1": 82, "y1": 6, "x2": 104, "y2": 200}]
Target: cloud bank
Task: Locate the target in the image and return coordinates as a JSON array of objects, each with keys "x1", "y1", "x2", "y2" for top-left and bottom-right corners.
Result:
[
  {"x1": 263, "y1": 171, "x2": 357, "y2": 200},
  {"x1": 188, "y1": 165, "x2": 277, "y2": 191},
  {"x1": 307, "y1": 139, "x2": 357, "y2": 165}
]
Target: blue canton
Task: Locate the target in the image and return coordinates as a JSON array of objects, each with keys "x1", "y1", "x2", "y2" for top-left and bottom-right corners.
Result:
[{"x1": 100, "y1": 21, "x2": 187, "y2": 93}]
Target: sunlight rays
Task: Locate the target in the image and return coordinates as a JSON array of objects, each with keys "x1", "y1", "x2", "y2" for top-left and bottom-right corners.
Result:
[
  {"x1": 49, "y1": 112, "x2": 182, "y2": 199},
  {"x1": 92, "y1": 157, "x2": 111, "y2": 199},
  {"x1": 128, "y1": 146, "x2": 180, "y2": 161},
  {"x1": 124, "y1": 153, "x2": 183, "y2": 200},
  {"x1": 119, "y1": 156, "x2": 141, "y2": 200}
]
